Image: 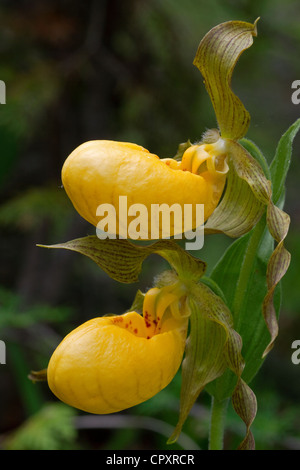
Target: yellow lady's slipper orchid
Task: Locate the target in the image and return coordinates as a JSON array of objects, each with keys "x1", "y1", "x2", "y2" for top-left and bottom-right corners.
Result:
[
  {"x1": 61, "y1": 140, "x2": 228, "y2": 239},
  {"x1": 47, "y1": 285, "x2": 188, "y2": 414},
  {"x1": 31, "y1": 18, "x2": 299, "y2": 452}
]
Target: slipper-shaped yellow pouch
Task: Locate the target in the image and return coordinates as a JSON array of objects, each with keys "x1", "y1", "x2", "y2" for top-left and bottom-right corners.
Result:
[
  {"x1": 61, "y1": 140, "x2": 228, "y2": 238},
  {"x1": 47, "y1": 288, "x2": 188, "y2": 414}
]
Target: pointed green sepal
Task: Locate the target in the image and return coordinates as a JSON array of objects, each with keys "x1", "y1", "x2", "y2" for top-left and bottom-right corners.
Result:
[{"x1": 37, "y1": 237, "x2": 206, "y2": 284}]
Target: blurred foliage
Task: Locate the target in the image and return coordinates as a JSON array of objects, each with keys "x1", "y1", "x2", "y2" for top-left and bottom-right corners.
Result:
[
  {"x1": 0, "y1": 0, "x2": 299, "y2": 450},
  {"x1": 3, "y1": 403, "x2": 77, "y2": 450},
  {"x1": 0, "y1": 187, "x2": 73, "y2": 232},
  {"x1": 0, "y1": 286, "x2": 71, "y2": 329}
]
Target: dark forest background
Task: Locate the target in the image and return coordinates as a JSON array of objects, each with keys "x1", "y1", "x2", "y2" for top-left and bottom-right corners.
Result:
[{"x1": 0, "y1": 0, "x2": 300, "y2": 450}]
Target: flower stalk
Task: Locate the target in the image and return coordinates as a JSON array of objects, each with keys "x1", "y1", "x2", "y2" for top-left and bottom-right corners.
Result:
[{"x1": 209, "y1": 397, "x2": 229, "y2": 450}]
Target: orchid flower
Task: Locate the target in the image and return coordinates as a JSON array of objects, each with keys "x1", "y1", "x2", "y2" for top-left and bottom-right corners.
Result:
[{"x1": 31, "y1": 19, "x2": 300, "y2": 451}]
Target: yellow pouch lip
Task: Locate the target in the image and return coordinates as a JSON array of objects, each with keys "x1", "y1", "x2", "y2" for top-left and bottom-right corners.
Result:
[
  {"x1": 61, "y1": 139, "x2": 227, "y2": 238},
  {"x1": 47, "y1": 311, "x2": 188, "y2": 415}
]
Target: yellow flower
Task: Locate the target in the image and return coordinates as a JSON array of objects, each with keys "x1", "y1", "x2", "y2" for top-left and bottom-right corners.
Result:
[
  {"x1": 60, "y1": 20, "x2": 260, "y2": 244},
  {"x1": 61, "y1": 140, "x2": 228, "y2": 239},
  {"x1": 47, "y1": 284, "x2": 188, "y2": 414}
]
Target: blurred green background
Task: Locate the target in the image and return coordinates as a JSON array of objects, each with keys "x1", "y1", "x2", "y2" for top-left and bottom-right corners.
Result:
[{"x1": 0, "y1": 0, "x2": 299, "y2": 450}]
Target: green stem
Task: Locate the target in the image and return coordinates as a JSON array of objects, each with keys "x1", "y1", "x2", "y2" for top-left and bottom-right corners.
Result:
[{"x1": 208, "y1": 397, "x2": 229, "y2": 450}]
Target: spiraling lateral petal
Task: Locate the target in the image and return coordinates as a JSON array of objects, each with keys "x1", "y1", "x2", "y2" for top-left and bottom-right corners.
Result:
[{"x1": 193, "y1": 19, "x2": 259, "y2": 140}]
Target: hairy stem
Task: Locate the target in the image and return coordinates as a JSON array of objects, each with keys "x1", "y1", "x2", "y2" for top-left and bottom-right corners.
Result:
[{"x1": 208, "y1": 397, "x2": 229, "y2": 450}]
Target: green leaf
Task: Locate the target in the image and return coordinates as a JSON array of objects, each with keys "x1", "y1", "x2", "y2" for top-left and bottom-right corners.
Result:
[
  {"x1": 38, "y1": 237, "x2": 206, "y2": 284},
  {"x1": 208, "y1": 221, "x2": 283, "y2": 394},
  {"x1": 270, "y1": 118, "x2": 300, "y2": 204},
  {"x1": 208, "y1": 231, "x2": 251, "y2": 310}
]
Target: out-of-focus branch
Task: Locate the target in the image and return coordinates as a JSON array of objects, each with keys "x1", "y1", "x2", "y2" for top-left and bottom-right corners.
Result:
[{"x1": 74, "y1": 413, "x2": 201, "y2": 450}]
